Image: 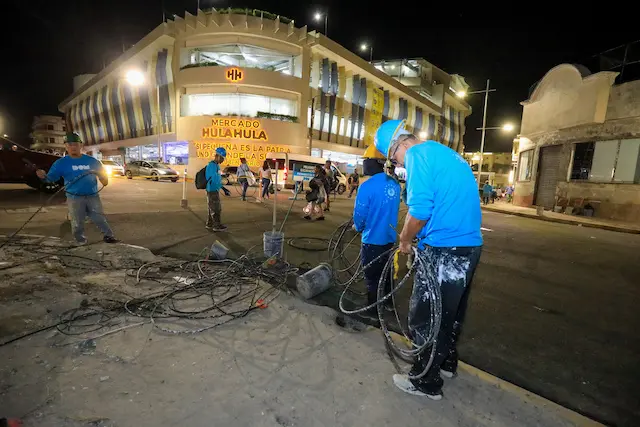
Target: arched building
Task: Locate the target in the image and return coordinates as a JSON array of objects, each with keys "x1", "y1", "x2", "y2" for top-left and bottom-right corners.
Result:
[
  {"x1": 58, "y1": 8, "x2": 470, "y2": 176},
  {"x1": 513, "y1": 63, "x2": 640, "y2": 223}
]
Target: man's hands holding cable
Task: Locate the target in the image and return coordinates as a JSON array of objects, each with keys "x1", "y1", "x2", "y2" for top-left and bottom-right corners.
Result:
[{"x1": 398, "y1": 240, "x2": 413, "y2": 255}]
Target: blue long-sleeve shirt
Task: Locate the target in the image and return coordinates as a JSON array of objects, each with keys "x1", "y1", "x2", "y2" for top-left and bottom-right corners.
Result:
[
  {"x1": 45, "y1": 154, "x2": 103, "y2": 198},
  {"x1": 205, "y1": 161, "x2": 223, "y2": 192},
  {"x1": 352, "y1": 172, "x2": 400, "y2": 245},
  {"x1": 482, "y1": 183, "x2": 493, "y2": 195},
  {"x1": 405, "y1": 141, "x2": 483, "y2": 248}
]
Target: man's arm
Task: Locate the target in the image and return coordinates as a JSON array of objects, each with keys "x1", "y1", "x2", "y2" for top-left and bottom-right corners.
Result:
[
  {"x1": 37, "y1": 159, "x2": 62, "y2": 182},
  {"x1": 398, "y1": 213, "x2": 426, "y2": 254},
  {"x1": 352, "y1": 184, "x2": 369, "y2": 232},
  {"x1": 92, "y1": 159, "x2": 109, "y2": 187}
]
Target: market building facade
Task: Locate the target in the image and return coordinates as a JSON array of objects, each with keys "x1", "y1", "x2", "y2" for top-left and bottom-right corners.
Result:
[
  {"x1": 58, "y1": 8, "x2": 471, "y2": 176},
  {"x1": 513, "y1": 63, "x2": 640, "y2": 223}
]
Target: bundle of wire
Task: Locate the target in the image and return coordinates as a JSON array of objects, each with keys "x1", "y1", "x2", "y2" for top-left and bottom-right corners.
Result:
[
  {"x1": 0, "y1": 235, "x2": 296, "y2": 346},
  {"x1": 329, "y1": 221, "x2": 442, "y2": 380}
]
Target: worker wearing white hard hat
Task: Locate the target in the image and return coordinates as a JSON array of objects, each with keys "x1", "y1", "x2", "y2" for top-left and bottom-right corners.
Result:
[{"x1": 373, "y1": 120, "x2": 483, "y2": 400}]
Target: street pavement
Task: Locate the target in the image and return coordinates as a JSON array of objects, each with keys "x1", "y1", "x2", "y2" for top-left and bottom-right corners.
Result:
[{"x1": 1, "y1": 178, "x2": 639, "y2": 426}]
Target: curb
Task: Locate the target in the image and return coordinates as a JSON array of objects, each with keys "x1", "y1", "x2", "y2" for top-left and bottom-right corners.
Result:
[
  {"x1": 459, "y1": 362, "x2": 605, "y2": 427},
  {"x1": 387, "y1": 331, "x2": 604, "y2": 426},
  {"x1": 482, "y1": 206, "x2": 640, "y2": 234}
]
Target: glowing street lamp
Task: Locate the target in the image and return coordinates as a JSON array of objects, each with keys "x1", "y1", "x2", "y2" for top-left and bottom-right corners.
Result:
[
  {"x1": 502, "y1": 123, "x2": 514, "y2": 132},
  {"x1": 314, "y1": 11, "x2": 328, "y2": 35},
  {"x1": 125, "y1": 69, "x2": 145, "y2": 87},
  {"x1": 360, "y1": 43, "x2": 373, "y2": 61}
]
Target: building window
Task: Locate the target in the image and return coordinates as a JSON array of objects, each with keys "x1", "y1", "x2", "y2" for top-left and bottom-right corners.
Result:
[
  {"x1": 571, "y1": 139, "x2": 640, "y2": 183},
  {"x1": 47, "y1": 125, "x2": 54, "y2": 130},
  {"x1": 184, "y1": 44, "x2": 301, "y2": 77},
  {"x1": 63, "y1": 126, "x2": 66, "y2": 132},
  {"x1": 49, "y1": 137, "x2": 56, "y2": 144},
  {"x1": 517, "y1": 150, "x2": 533, "y2": 181},
  {"x1": 181, "y1": 93, "x2": 297, "y2": 118}
]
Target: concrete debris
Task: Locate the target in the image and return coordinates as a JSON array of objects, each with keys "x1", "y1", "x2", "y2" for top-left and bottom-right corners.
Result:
[{"x1": 100, "y1": 376, "x2": 110, "y2": 382}]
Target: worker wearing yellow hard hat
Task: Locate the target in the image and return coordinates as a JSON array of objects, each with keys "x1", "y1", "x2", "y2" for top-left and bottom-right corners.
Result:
[
  {"x1": 370, "y1": 119, "x2": 483, "y2": 400},
  {"x1": 351, "y1": 141, "x2": 401, "y2": 322}
]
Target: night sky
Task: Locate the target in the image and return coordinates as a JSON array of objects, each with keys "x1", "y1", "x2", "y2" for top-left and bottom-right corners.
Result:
[{"x1": 1, "y1": 0, "x2": 637, "y2": 152}]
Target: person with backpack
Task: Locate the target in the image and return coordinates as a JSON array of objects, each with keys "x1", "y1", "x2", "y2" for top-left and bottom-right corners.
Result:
[
  {"x1": 195, "y1": 147, "x2": 231, "y2": 231},
  {"x1": 303, "y1": 165, "x2": 327, "y2": 221},
  {"x1": 323, "y1": 160, "x2": 334, "y2": 212}
]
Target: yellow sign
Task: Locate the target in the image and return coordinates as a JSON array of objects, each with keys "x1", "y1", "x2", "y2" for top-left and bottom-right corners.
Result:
[
  {"x1": 364, "y1": 86, "x2": 384, "y2": 147},
  {"x1": 225, "y1": 67, "x2": 244, "y2": 82},
  {"x1": 194, "y1": 142, "x2": 292, "y2": 167},
  {"x1": 202, "y1": 118, "x2": 268, "y2": 141}
]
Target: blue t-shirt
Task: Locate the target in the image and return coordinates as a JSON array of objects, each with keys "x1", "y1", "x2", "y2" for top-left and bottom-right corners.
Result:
[
  {"x1": 205, "y1": 161, "x2": 223, "y2": 192},
  {"x1": 353, "y1": 172, "x2": 401, "y2": 245},
  {"x1": 45, "y1": 154, "x2": 103, "y2": 198},
  {"x1": 405, "y1": 141, "x2": 483, "y2": 248},
  {"x1": 482, "y1": 183, "x2": 493, "y2": 195}
]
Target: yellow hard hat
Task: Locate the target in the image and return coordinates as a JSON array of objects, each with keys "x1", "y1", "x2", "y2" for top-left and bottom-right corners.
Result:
[{"x1": 363, "y1": 144, "x2": 386, "y2": 159}]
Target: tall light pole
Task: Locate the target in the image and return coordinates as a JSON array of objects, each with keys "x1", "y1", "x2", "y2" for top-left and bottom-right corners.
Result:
[
  {"x1": 360, "y1": 43, "x2": 373, "y2": 61},
  {"x1": 314, "y1": 12, "x2": 328, "y2": 35}
]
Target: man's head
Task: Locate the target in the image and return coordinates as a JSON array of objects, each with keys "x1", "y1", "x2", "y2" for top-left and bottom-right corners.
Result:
[
  {"x1": 64, "y1": 132, "x2": 83, "y2": 158},
  {"x1": 325, "y1": 160, "x2": 331, "y2": 169},
  {"x1": 373, "y1": 120, "x2": 420, "y2": 168},
  {"x1": 214, "y1": 147, "x2": 227, "y2": 164},
  {"x1": 240, "y1": 157, "x2": 246, "y2": 164}
]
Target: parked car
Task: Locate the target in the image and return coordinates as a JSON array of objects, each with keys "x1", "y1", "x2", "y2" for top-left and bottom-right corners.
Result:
[
  {"x1": 101, "y1": 159, "x2": 125, "y2": 176},
  {"x1": 125, "y1": 161, "x2": 179, "y2": 182},
  {"x1": 0, "y1": 141, "x2": 63, "y2": 193}
]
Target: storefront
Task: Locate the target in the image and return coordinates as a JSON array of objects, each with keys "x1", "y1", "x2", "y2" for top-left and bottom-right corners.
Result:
[{"x1": 178, "y1": 115, "x2": 309, "y2": 174}]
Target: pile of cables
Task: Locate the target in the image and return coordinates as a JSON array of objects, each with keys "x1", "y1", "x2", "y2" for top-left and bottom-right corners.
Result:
[
  {"x1": 0, "y1": 238, "x2": 297, "y2": 346},
  {"x1": 328, "y1": 221, "x2": 443, "y2": 380}
]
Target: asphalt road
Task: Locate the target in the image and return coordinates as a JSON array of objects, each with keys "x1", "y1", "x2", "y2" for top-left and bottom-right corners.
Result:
[{"x1": 1, "y1": 178, "x2": 639, "y2": 426}]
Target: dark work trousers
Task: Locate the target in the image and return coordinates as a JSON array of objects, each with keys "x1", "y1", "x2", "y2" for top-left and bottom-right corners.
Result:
[
  {"x1": 348, "y1": 184, "x2": 359, "y2": 197},
  {"x1": 238, "y1": 177, "x2": 249, "y2": 199},
  {"x1": 206, "y1": 191, "x2": 222, "y2": 227},
  {"x1": 408, "y1": 245, "x2": 482, "y2": 392},
  {"x1": 361, "y1": 243, "x2": 394, "y2": 293}
]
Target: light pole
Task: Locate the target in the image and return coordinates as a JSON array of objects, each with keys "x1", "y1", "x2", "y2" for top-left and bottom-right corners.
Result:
[
  {"x1": 314, "y1": 12, "x2": 328, "y2": 35},
  {"x1": 360, "y1": 43, "x2": 373, "y2": 61}
]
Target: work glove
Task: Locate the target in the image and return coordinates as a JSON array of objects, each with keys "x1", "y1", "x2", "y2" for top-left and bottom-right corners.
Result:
[{"x1": 221, "y1": 187, "x2": 231, "y2": 197}]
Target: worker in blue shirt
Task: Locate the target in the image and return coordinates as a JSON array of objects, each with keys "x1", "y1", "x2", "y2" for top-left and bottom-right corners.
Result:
[
  {"x1": 373, "y1": 120, "x2": 483, "y2": 400},
  {"x1": 36, "y1": 133, "x2": 117, "y2": 245},
  {"x1": 205, "y1": 147, "x2": 231, "y2": 231},
  {"x1": 352, "y1": 145, "x2": 401, "y2": 319}
]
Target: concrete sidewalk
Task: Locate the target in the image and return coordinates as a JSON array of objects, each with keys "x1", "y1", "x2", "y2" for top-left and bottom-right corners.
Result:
[
  {"x1": 483, "y1": 202, "x2": 640, "y2": 234},
  {"x1": 1, "y1": 293, "x2": 601, "y2": 427}
]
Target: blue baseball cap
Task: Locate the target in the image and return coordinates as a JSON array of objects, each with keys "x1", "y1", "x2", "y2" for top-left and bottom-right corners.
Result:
[
  {"x1": 215, "y1": 147, "x2": 227, "y2": 158},
  {"x1": 374, "y1": 120, "x2": 410, "y2": 158}
]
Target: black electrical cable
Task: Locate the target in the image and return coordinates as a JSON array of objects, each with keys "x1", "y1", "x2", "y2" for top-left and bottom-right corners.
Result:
[{"x1": 0, "y1": 170, "x2": 106, "y2": 250}]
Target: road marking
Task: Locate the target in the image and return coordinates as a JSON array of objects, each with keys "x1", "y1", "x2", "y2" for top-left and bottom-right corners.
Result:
[{"x1": 481, "y1": 227, "x2": 493, "y2": 232}]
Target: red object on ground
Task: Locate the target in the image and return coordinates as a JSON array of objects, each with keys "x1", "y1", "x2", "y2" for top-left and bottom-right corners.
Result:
[
  {"x1": 255, "y1": 299, "x2": 268, "y2": 309},
  {"x1": 0, "y1": 418, "x2": 23, "y2": 427}
]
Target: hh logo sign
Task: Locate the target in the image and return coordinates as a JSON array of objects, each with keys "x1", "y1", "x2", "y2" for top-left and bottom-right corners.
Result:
[{"x1": 225, "y1": 67, "x2": 244, "y2": 83}]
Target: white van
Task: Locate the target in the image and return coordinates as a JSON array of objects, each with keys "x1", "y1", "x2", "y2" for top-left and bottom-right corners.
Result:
[{"x1": 266, "y1": 152, "x2": 348, "y2": 193}]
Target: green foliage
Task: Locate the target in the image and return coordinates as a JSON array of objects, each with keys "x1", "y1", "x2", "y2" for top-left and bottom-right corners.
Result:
[{"x1": 256, "y1": 111, "x2": 298, "y2": 123}]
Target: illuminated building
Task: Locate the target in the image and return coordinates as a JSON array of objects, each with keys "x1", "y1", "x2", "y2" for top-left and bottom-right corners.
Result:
[
  {"x1": 58, "y1": 8, "x2": 471, "y2": 176},
  {"x1": 29, "y1": 115, "x2": 67, "y2": 155}
]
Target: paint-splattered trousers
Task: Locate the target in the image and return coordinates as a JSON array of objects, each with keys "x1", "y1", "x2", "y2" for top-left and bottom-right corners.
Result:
[
  {"x1": 67, "y1": 195, "x2": 114, "y2": 243},
  {"x1": 206, "y1": 191, "x2": 222, "y2": 227},
  {"x1": 408, "y1": 245, "x2": 482, "y2": 392}
]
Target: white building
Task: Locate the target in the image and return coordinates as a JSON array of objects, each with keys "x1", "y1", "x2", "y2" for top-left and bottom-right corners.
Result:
[{"x1": 30, "y1": 115, "x2": 67, "y2": 155}]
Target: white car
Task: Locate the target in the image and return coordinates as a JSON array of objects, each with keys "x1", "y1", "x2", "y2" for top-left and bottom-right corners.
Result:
[{"x1": 101, "y1": 160, "x2": 125, "y2": 176}]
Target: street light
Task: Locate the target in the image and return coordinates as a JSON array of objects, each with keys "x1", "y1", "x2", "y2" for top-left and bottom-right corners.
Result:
[
  {"x1": 125, "y1": 68, "x2": 162, "y2": 159},
  {"x1": 360, "y1": 43, "x2": 373, "y2": 61},
  {"x1": 419, "y1": 131, "x2": 427, "y2": 140},
  {"x1": 502, "y1": 123, "x2": 514, "y2": 132},
  {"x1": 125, "y1": 69, "x2": 145, "y2": 87},
  {"x1": 314, "y1": 11, "x2": 328, "y2": 35},
  {"x1": 463, "y1": 79, "x2": 498, "y2": 182}
]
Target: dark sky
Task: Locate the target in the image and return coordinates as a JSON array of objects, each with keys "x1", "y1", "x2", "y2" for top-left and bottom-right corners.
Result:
[{"x1": 1, "y1": 0, "x2": 637, "y2": 152}]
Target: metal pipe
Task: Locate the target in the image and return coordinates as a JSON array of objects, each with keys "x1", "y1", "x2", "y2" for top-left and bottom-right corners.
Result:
[
  {"x1": 273, "y1": 160, "x2": 278, "y2": 232},
  {"x1": 477, "y1": 79, "x2": 490, "y2": 183}
]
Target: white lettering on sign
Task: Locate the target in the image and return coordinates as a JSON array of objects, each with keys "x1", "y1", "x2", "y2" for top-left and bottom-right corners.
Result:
[{"x1": 72, "y1": 165, "x2": 91, "y2": 171}]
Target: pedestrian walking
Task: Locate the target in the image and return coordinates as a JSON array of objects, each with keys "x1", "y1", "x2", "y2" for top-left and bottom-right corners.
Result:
[
  {"x1": 36, "y1": 132, "x2": 117, "y2": 245},
  {"x1": 257, "y1": 160, "x2": 272, "y2": 202},
  {"x1": 236, "y1": 157, "x2": 251, "y2": 201},
  {"x1": 505, "y1": 185, "x2": 514, "y2": 203},
  {"x1": 482, "y1": 180, "x2": 493, "y2": 205},
  {"x1": 352, "y1": 146, "x2": 400, "y2": 321},
  {"x1": 348, "y1": 170, "x2": 360, "y2": 198},
  {"x1": 303, "y1": 165, "x2": 327, "y2": 221},
  {"x1": 205, "y1": 147, "x2": 231, "y2": 231},
  {"x1": 373, "y1": 119, "x2": 483, "y2": 400},
  {"x1": 323, "y1": 160, "x2": 334, "y2": 211}
]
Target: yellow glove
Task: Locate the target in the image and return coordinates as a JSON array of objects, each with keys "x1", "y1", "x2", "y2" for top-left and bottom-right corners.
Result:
[{"x1": 393, "y1": 250, "x2": 401, "y2": 280}]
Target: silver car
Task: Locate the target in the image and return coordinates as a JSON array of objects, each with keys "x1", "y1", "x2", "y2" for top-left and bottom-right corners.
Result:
[{"x1": 125, "y1": 160, "x2": 179, "y2": 182}]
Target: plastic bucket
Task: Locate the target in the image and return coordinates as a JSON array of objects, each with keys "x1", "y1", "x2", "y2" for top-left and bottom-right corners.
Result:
[
  {"x1": 263, "y1": 231, "x2": 285, "y2": 258},
  {"x1": 297, "y1": 263, "x2": 333, "y2": 299},
  {"x1": 210, "y1": 240, "x2": 229, "y2": 260}
]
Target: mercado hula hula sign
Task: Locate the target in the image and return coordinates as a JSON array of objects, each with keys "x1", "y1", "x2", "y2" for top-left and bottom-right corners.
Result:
[{"x1": 195, "y1": 118, "x2": 291, "y2": 167}]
